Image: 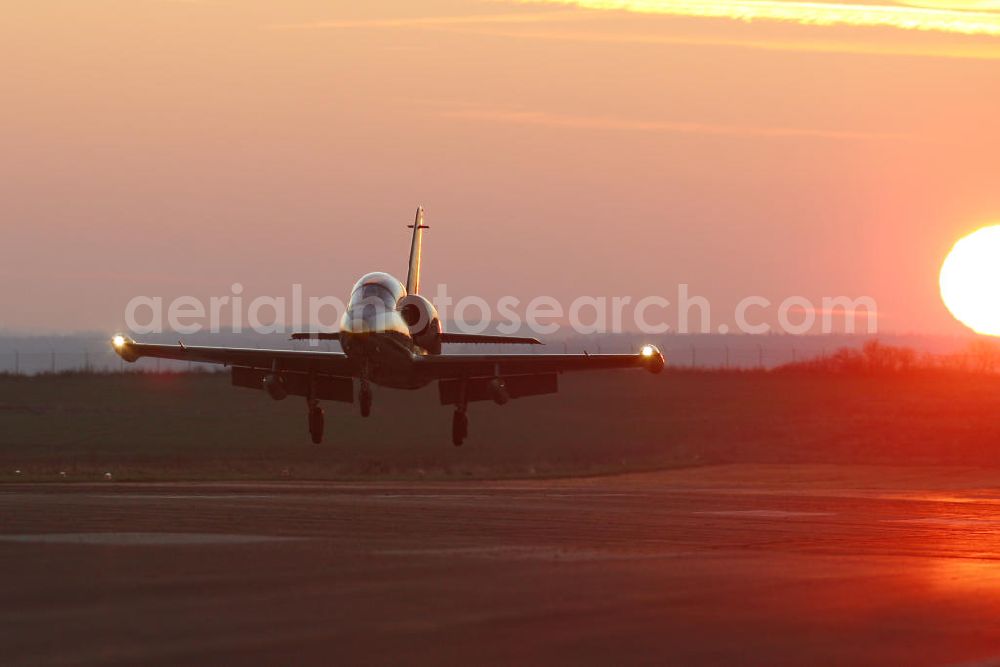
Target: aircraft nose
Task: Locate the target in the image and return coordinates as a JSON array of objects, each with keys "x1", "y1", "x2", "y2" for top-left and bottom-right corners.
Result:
[{"x1": 344, "y1": 300, "x2": 394, "y2": 334}]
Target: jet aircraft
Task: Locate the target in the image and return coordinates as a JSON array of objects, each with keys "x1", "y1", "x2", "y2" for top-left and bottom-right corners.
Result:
[{"x1": 112, "y1": 208, "x2": 665, "y2": 445}]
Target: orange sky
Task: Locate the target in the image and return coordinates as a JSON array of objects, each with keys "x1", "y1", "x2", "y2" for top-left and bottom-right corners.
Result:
[{"x1": 1, "y1": 0, "x2": 998, "y2": 334}]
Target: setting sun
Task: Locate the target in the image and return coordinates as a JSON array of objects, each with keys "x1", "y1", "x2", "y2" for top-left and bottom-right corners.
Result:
[{"x1": 940, "y1": 225, "x2": 1000, "y2": 336}]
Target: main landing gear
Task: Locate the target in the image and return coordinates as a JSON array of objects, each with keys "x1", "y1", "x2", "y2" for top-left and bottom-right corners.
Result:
[
  {"x1": 451, "y1": 378, "x2": 469, "y2": 447},
  {"x1": 307, "y1": 399, "x2": 324, "y2": 444},
  {"x1": 359, "y1": 380, "x2": 372, "y2": 418},
  {"x1": 451, "y1": 408, "x2": 468, "y2": 447}
]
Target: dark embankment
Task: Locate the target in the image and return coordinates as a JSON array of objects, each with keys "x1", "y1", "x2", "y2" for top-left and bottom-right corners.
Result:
[{"x1": 1, "y1": 368, "x2": 999, "y2": 480}]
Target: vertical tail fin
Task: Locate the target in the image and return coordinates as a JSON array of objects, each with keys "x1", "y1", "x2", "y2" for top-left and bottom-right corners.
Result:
[{"x1": 406, "y1": 206, "x2": 429, "y2": 295}]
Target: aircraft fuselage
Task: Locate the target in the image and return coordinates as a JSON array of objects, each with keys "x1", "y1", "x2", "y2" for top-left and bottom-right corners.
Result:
[{"x1": 338, "y1": 271, "x2": 433, "y2": 390}]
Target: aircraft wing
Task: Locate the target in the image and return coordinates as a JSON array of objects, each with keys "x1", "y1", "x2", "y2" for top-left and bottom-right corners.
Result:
[
  {"x1": 111, "y1": 336, "x2": 356, "y2": 376},
  {"x1": 413, "y1": 346, "x2": 664, "y2": 380},
  {"x1": 288, "y1": 332, "x2": 542, "y2": 345},
  {"x1": 439, "y1": 333, "x2": 542, "y2": 345}
]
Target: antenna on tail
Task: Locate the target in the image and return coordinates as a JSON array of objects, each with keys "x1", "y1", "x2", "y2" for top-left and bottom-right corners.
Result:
[{"x1": 406, "y1": 206, "x2": 429, "y2": 295}]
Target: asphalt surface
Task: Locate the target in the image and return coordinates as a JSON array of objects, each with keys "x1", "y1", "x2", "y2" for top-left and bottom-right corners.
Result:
[{"x1": 4, "y1": 465, "x2": 1000, "y2": 666}]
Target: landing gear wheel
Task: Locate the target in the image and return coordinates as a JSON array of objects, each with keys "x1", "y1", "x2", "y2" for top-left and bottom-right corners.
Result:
[
  {"x1": 308, "y1": 406, "x2": 325, "y2": 444},
  {"x1": 451, "y1": 410, "x2": 468, "y2": 447},
  {"x1": 360, "y1": 384, "x2": 372, "y2": 418}
]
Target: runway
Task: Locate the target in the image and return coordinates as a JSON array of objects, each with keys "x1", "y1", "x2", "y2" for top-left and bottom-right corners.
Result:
[{"x1": 4, "y1": 465, "x2": 1000, "y2": 666}]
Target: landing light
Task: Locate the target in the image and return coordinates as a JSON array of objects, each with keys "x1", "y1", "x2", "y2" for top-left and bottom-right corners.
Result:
[
  {"x1": 640, "y1": 345, "x2": 655, "y2": 357},
  {"x1": 112, "y1": 335, "x2": 126, "y2": 348}
]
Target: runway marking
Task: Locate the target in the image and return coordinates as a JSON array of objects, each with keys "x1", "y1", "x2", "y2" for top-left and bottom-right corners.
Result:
[
  {"x1": 883, "y1": 518, "x2": 1000, "y2": 527},
  {"x1": 946, "y1": 656, "x2": 1000, "y2": 667},
  {"x1": 0, "y1": 532, "x2": 301, "y2": 545},
  {"x1": 369, "y1": 493, "x2": 638, "y2": 499},
  {"x1": 694, "y1": 510, "x2": 836, "y2": 518},
  {"x1": 19, "y1": 492, "x2": 642, "y2": 502},
  {"x1": 377, "y1": 546, "x2": 701, "y2": 562},
  {"x1": 90, "y1": 494, "x2": 283, "y2": 500}
]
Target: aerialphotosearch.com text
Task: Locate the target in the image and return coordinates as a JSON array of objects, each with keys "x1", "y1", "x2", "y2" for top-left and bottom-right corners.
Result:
[{"x1": 123, "y1": 283, "x2": 878, "y2": 337}]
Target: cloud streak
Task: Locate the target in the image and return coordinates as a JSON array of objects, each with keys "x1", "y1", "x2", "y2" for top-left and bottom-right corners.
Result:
[
  {"x1": 518, "y1": 0, "x2": 1000, "y2": 36},
  {"x1": 897, "y1": 1, "x2": 1000, "y2": 9},
  {"x1": 268, "y1": 12, "x2": 589, "y2": 30},
  {"x1": 465, "y1": 25, "x2": 1000, "y2": 59},
  {"x1": 443, "y1": 107, "x2": 911, "y2": 141},
  {"x1": 265, "y1": 3, "x2": 1000, "y2": 60}
]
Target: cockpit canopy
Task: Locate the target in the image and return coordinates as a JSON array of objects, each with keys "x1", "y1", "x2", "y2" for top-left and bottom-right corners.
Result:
[{"x1": 349, "y1": 272, "x2": 406, "y2": 310}]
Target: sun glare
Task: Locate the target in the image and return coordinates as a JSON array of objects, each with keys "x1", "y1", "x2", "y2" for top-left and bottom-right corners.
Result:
[{"x1": 940, "y1": 225, "x2": 1000, "y2": 336}]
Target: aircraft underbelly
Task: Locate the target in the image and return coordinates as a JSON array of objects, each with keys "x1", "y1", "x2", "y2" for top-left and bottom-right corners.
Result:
[
  {"x1": 342, "y1": 331, "x2": 430, "y2": 390},
  {"x1": 372, "y1": 371, "x2": 431, "y2": 390}
]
